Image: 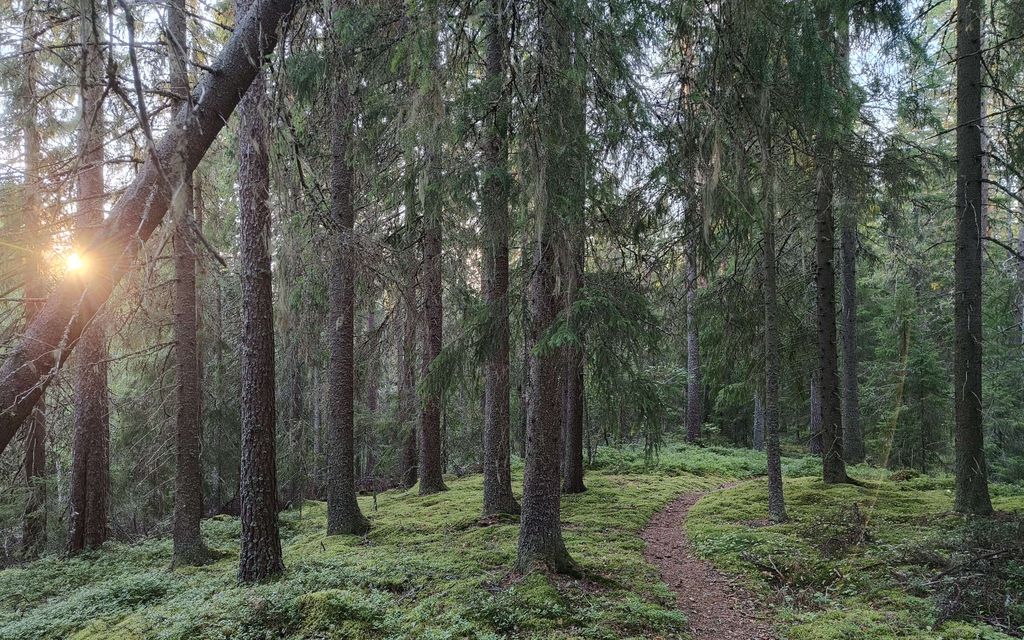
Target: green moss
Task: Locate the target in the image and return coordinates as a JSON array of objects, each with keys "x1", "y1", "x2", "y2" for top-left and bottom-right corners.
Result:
[
  {"x1": 688, "y1": 476, "x2": 1024, "y2": 640},
  {"x1": 6, "y1": 446, "x2": 1019, "y2": 639},
  {"x1": 0, "y1": 468, "x2": 711, "y2": 639}
]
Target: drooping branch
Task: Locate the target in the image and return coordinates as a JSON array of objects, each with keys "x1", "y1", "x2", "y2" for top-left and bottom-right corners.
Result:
[{"x1": 0, "y1": 0, "x2": 302, "y2": 456}]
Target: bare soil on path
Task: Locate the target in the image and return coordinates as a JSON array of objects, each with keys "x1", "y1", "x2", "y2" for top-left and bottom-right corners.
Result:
[{"x1": 641, "y1": 485, "x2": 777, "y2": 640}]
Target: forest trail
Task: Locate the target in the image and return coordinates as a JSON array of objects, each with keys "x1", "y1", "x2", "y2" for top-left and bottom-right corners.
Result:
[{"x1": 642, "y1": 484, "x2": 777, "y2": 640}]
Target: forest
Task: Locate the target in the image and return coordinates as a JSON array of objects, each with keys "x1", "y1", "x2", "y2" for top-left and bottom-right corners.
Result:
[{"x1": 0, "y1": 0, "x2": 1021, "y2": 637}]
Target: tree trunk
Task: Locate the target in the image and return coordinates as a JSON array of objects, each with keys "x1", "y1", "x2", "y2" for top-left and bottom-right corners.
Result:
[
  {"x1": 236, "y1": 0, "x2": 284, "y2": 583},
  {"x1": 417, "y1": 23, "x2": 448, "y2": 496},
  {"x1": 814, "y1": 148, "x2": 848, "y2": 483},
  {"x1": 762, "y1": 138, "x2": 787, "y2": 522},
  {"x1": 326, "y1": 38, "x2": 370, "y2": 534},
  {"x1": 516, "y1": 0, "x2": 578, "y2": 575},
  {"x1": 20, "y1": 3, "x2": 47, "y2": 558},
  {"x1": 0, "y1": 0, "x2": 300, "y2": 456},
  {"x1": 560, "y1": 26, "x2": 587, "y2": 495},
  {"x1": 752, "y1": 393, "x2": 764, "y2": 452},
  {"x1": 399, "y1": 173, "x2": 419, "y2": 490},
  {"x1": 169, "y1": 0, "x2": 208, "y2": 567},
  {"x1": 953, "y1": 0, "x2": 993, "y2": 515},
  {"x1": 67, "y1": 0, "x2": 109, "y2": 555},
  {"x1": 481, "y1": 0, "x2": 519, "y2": 516},
  {"x1": 809, "y1": 368, "x2": 823, "y2": 455},
  {"x1": 685, "y1": 236, "x2": 702, "y2": 443},
  {"x1": 839, "y1": 212, "x2": 863, "y2": 464},
  {"x1": 364, "y1": 308, "x2": 379, "y2": 479}
]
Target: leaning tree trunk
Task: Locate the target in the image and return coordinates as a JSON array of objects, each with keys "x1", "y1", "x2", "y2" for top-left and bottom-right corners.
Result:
[
  {"x1": 480, "y1": 0, "x2": 519, "y2": 516},
  {"x1": 20, "y1": 3, "x2": 47, "y2": 558},
  {"x1": 168, "y1": 0, "x2": 208, "y2": 567},
  {"x1": 67, "y1": 0, "x2": 109, "y2": 555},
  {"x1": 516, "y1": 0, "x2": 578, "y2": 575},
  {"x1": 236, "y1": 0, "x2": 284, "y2": 583},
  {"x1": 326, "y1": 33, "x2": 370, "y2": 535},
  {"x1": 0, "y1": 0, "x2": 300, "y2": 457},
  {"x1": 953, "y1": 0, "x2": 993, "y2": 515},
  {"x1": 417, "y1": 22, "x2": 448, "y2": 496}
]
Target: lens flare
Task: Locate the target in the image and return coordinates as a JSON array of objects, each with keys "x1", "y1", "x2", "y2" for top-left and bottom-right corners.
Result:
[{"x1": 66, "y1": 252, "x2": 86, "y2": 273}]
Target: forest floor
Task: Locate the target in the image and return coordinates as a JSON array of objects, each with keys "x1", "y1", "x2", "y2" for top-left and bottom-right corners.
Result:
[
  {"x1": 642, "y1": 483, "x2": 776, "y2": 639},
  {"x1": 0, "y1": 444, "x2": 1021, "y2": 639}
]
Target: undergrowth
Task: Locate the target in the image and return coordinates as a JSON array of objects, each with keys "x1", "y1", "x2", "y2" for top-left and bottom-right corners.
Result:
[
  {"x1": 0, "y1": 471, "x2": 718, "y2": 639},
  {"x1": 687, "y1": 475, "x2": 1024, "y2": 640}
]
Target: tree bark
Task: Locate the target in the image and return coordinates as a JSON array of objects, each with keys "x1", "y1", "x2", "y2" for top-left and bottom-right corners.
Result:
[
  {"x1": 953, "y1": 0, "x2": 993, "y2": 515},
  {"x1": 169, "y1": 0, "x2": 208, "y2": 567},
  {"x1": 67, "y1": 0, "x2": 109, "y2": 555},
  {"x1": 326, "y1": 31, "x2": 370, "y2": 534},
  {"x1": 762, "y1": 135, "x2": 786, "y2": 522},
  {"x1": 0, "y1": 0, "x2": 300, "y2": 456},
  {"x1": 752, "y1": 393, "x2": 764, "y2": 452},
  {"x1": 809, "y1": 367, "x2": 823, "y2": 455},
  {"x1": 399, "y1": 172, "x2": 419, "y2": 489},
  {"x1": 814, "y1": 150, "x2": 848, "y2": 483},
  {"x1": 685, "y1": 236, "x2": 702, "y2": 443},
  {"x1": 516, "y1": 0, "x2": 578, "y2": 575},
  {"x1": 560, "y1": 26, "x2": 587, "y2": 495},
  {"x1": 839, "y1": 212, "x2": 863, "y2": 464},
  {"x1": 20, "y1": 2, "x2": 47, "y2": 558},
  {"x1": 236, "y1": 0, "x2": 284, "y2": 582},
  {"x1": 417, "y1": 22, "x2": 448, "y2": 496},
  {"x1": 480, "y1": 0, "x2": 519, "y2": 516}
]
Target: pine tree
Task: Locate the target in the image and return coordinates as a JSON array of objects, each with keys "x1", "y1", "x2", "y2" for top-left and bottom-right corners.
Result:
[
  {"x1": 953, "y1": 0, "x2": 993, "y2": 515},
  {"x1": 480, "y1": 0, "x2": 519, "y2": 515},
  {"x1": 67, "y1": 0, "x2": 110, "y2": 554},
  {"x1": 169, "y1": 0, "x2": 209, "y2": 567},
  {"x1": 326, "y1": 2, "x2": 371, "y2": 534},
  {"x1": 236, "y1": 0, "x2": 284, "y2": 583}
]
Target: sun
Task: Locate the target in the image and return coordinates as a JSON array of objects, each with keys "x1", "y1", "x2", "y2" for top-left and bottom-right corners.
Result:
[{"x1": 65, "y1": 252, "x2": 86, "y2": 273}]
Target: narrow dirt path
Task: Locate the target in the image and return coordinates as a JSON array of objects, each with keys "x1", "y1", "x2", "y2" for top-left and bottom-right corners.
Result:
[{"x1": 641, "y1": 485, "x2": 777, "y2": 640}]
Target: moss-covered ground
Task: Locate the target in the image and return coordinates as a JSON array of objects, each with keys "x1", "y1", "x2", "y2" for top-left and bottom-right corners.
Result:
[
  {"x1": 1, "y1": 443, "x2": 1020, "y2": 639},
  {"x1": 688, "y1": 472, "x2": 1024, "y2": 640}
]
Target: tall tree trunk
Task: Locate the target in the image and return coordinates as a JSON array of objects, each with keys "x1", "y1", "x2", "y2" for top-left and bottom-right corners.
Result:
[
  {"x1": 399, "y1": 172, "x2": 419, "y2": 489},
  {"x1": 516, "y1": 0, "x2": 577, "y2": 575},
  {"x1": 835, "y1": 11, "x2": 863, "y2": 467},
  {"x1": 953, "y1": 0, "x2": 993, "y2": 515},
  {"x1": 236, "y1": 0, "x2": 283, "y2": 582},
  {"x1": 814, "y1": 144, "x2": 848, "y2": 483},
  {"x1": 326, "y1": 34, "x2": 370, "y2": 534},
  {"x1": 480, "y1": 0, "x2": 519, "y2": 515},
  {"x1": 169, "y1": 0, "x2": 208, "y2": 567},
  {"x1": 752, "y1": 393, "x2": 764, "y2": 452},
  {"x1": 809, "y1": 368, "x2": 823, "y2": 455},
  {"x1": 67, "y1": 0, "x2": 109, "y2": 554},
  {"x1": 685, "y1": 237, "x2": 702, "y2": 443},
  {"x1": 839, "y1": 213, "x2": 863, "y2": 464},
  {"x1": 560, "y1": 26, "x2": 587, "y2": 495},
  {"x1": 763, "y1": 148, "x2": 787, "y2": 523},
  {"x1": 0, "y1": 0, "x2": 299, "y2": 457},
  {"x1": 20, "y1": 3, "x2": 47, "y2": 558},
  {"x1": 364, "y1": 308, "x2": 379, "y2": 479},
  {"x1": 417, "y1": 23, "x2": 448, "y2": 496}
]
